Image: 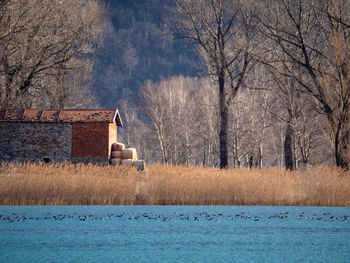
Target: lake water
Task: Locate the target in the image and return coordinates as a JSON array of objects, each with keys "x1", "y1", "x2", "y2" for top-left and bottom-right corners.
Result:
[{"x1": 0, "y1": 206, "x2": 349, "y2": 263}]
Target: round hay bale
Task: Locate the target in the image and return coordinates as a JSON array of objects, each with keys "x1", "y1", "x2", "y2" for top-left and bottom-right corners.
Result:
[
  {"x1": 121, "y1": 159, "x2": 133, "y2": 166},
  {"x1": 112, "y1": 143, "x2": 125, "y2": 151},
  {"x1": 111, "y1": 151, "x2": 122, "y2": 158},
  {"x1": 121, "y1": 148, "x2": 138, "y2": 160},
  {"x1": 110, "y1": 158, "x2": 121, "y2": 166},
  {"x1": 134, "y1": 160, "x2": 146, "y2": 171},
  {"x1": 111, "y1": 143, "x2": 118, "y2": 151}
]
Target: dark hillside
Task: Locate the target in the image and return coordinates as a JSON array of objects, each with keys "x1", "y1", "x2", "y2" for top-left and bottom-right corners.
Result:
[{"x1": 94, "y1": 0, "x2": 197, "y2": 107}]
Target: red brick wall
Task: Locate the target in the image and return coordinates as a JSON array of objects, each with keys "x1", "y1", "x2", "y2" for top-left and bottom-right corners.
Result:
[{"x1": 72, "y1": 123, "x2": 109, "y2": 157}]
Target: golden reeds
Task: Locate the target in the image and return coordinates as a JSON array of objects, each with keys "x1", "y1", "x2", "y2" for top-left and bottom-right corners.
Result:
[{"x1": 0, "y1": 162, "x2": 349, "y2": 206}]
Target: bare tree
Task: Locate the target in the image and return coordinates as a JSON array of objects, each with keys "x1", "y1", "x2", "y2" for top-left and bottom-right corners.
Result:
[
  {"x1": 241, "y1": 66, "x2": 274, "y2": 168},
  {"x1": 228, "y1": 86, "x2": 273, "y2": 168},
  {"x1": 0, "y1": 0, "x2": 105, "y2": 109},
  {"x1": 139, "y1": 80, "x2": 171, "y2": 164},
  {"x1": 258, "y1": 61, "x2": 331, "y2": 170},
  {"x1": 136, "y1": 73, "x2": 332, "y2": 168},
  {"x1": 256, "y1": 0, "x2": 350, "y2": 169},
  {"x1": 167, "y1": 0, "x2": 257, "y2": 168},
  {"x1": 138, "y1": 75, "x2": 220, "y2": 166}
]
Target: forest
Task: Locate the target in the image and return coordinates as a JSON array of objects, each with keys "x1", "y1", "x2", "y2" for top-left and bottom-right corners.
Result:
[{"x1": 0, "y1": 0, "x2": 349, "y2": 170}]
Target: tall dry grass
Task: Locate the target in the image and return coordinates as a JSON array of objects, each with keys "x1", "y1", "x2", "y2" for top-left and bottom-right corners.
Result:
[
  {"x1": 0, "y1": 162, "x2": 349, "y2": 206},
  {"x1": 0, "y1": 162, "x2": 139, "y2": 205}
]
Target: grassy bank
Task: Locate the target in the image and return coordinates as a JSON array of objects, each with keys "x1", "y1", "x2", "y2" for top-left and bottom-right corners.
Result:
[{"x1": 0, "y1": 162, "x2": 349, "y2": 206}]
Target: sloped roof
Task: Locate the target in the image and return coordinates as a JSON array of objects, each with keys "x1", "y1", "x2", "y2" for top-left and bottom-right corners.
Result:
[{"x1": 0, "y1": 109, "x2": 123, "y2": 126}]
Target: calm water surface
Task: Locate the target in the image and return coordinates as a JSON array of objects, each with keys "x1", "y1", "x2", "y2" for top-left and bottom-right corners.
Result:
[{"x1": 0, "y1": 206, "x2": 349, "y2": 263}]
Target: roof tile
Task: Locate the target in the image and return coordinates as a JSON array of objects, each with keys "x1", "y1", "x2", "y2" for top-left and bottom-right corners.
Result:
[{"x1": 0, "y1": 109, "x2": 122, "y2": 126}]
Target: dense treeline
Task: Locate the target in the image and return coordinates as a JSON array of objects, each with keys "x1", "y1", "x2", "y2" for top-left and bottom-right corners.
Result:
[
  {"x1": 119, "y1": 0, "x2": 349, "y2": 170},
  {"x1": 0, "y1": 0, "x2": 348, "y2": 169},
  {"x1": 119, "y1": 75, "x2": 331, "y2": 168}
]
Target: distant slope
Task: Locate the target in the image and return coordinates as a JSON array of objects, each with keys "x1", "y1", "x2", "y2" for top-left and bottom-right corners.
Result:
[{"x1": 94, "y1": 0, "x2": 198, "y2": 107}]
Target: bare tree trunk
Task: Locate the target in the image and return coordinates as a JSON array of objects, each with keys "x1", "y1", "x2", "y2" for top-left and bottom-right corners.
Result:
[
  {"x1": 233, "y1": 130, "x2": 241, "y2": 168},
  {"x1": 329, "y1": 117, "x2": 350, "y2": 169},
  {"x1": 156, "y1": 127, "x2": 168, "y2": 165},
  {"x1": 258, "y1": 142, "x2": 263, "y2": 168},
  {"x1": 337, "y1": 131, "x2": 349, "y2": 169},
  {"x1": 184, "y1": 130, "x2": 190, "y2": 166},
  {"x1": 202, "y1": 138, "x2": 207, "y2": 166},
  {"x1": 284, "y1": 123, "x2": 295, "y2": 170},
  {"x1": 219, "y1": 74, "x2": 229, "y2": 168}
]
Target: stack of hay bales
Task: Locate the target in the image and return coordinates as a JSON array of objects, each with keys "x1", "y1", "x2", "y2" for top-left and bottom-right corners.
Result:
[{"x1": 110, "y1": 143, "x2": 146, "y2": 171}]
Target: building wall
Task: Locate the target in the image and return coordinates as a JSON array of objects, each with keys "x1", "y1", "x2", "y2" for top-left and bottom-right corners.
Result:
[
  {"x1": 0, "y1": 122, "x2": 72, "y2": 163},
  {"x1": 108, "y1": 123, "x2": 118, "y2": 157},
  {"x1": 0, "y1": 121, "x2": 118, "y2": 165},
  {"x1": 71, "y1": 122, "x2": 110, "y2": 158}
]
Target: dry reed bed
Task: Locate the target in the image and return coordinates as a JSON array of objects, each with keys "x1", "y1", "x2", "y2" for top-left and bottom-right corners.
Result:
[{"x1": 0, "y1": 162, "x2": 349, "y2": 206}]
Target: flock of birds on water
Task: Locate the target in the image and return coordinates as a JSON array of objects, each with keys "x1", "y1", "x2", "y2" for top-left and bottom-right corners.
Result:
[{"x1": 1, "y1": 211, "x2": 349, "y2": 223}]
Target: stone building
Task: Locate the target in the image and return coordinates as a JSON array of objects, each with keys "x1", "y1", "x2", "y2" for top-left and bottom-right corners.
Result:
[{"x1": 0, "y1": 109, "x2": 123, "y2": 164}]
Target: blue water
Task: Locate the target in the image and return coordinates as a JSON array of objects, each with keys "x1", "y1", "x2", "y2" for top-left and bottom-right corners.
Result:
[{"x1": 0, "y1": 206, "x2": 349, "y2": 263}]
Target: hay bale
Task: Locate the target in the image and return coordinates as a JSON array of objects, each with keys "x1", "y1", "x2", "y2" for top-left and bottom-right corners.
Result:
[
  {"x1": 111, "y1": 151, "x2": 121, "y2": 158},
  {"x1": 111, "y1": 143, "x2": 118, "y2": 151},
  {"x1": 121, "y1": 148, "x2": 138, "y2": 160},
  {"x1": 121, "y1": 159, "x2": 133, "y2": 166},
  {"x1": 110, "y1": 158, "x2": 121, "y2": 166},
  {"x1": 112, "y1": 143, "x2": 125, "y2": 151},
  {"x1": 134, "y1": 160, "x2": 146, "y2": 171}
]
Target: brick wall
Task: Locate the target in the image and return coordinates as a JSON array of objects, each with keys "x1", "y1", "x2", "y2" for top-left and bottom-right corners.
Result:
[
  {"x1": 0, "y1": 122, "x2": 72, "y2": 162},
  {"x1": 71, "y1": 123, "x2": 109, "y2": 157}
]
